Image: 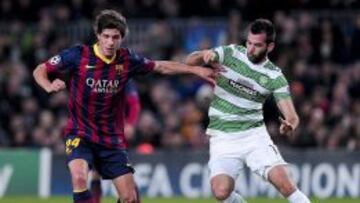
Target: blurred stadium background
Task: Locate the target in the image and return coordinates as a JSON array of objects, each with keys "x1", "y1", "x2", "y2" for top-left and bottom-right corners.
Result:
[{"x1": 0, "y1": 0, "x2": 359, "y2": 202}]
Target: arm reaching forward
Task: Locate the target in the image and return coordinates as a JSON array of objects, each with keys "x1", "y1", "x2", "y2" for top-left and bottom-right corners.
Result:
[
  {"x1": 185, "y1": 50, "x2": 218, "y2": 66},
  {"x1": 154, "y1": 60, "x2": 216, "y2": 85}
]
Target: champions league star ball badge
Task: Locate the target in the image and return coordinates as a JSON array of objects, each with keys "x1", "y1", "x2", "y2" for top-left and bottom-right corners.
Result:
[{"x1": 49, "y1": 55, "x2": 61, "y2": 65}]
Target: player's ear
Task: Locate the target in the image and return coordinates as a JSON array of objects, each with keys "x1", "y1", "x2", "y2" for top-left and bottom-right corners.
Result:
[{"x1": 267, "y1": 42, "x2": 275, "y2": 53}]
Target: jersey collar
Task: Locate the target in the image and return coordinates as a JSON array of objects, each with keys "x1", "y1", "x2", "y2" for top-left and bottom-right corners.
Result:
[{"x1": 93, "y1": 43, "x2": 116, "y2": 64}]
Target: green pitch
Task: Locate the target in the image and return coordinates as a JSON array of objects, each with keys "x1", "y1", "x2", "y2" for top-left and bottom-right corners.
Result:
[{"x1": 0, "y1": 197, "x2": 360, "y2": 203}]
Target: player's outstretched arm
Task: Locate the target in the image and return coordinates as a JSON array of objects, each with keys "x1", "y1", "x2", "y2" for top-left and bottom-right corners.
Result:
[
  {"x1": 185, "y1": 50, "x2": 217, "y2": 66},
  {"x1": 276, "y1": 99, "x2": 299, "y2": 136},
  {"x1": 33, "y1": 63, "x2": 66, "y2": 93},
  {"x1": 153, "y1": 60, "x2": 216, "y2": 85}
]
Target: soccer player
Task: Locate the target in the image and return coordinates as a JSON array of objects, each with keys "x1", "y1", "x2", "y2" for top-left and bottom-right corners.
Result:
[
  {"x1": 33, "y1": 9, "x2": 216, "y2": 203},
  {"x1": 90, "y1": 80, "x2": 141, "y2": 203},
  {"x1": 185, "y1": 19, "x2": 311, "y2": 203}
]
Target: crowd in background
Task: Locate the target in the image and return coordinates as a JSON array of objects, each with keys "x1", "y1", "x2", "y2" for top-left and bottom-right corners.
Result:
[{"x1": 0, "y1": 0, "x2": 359, "y2": 153}]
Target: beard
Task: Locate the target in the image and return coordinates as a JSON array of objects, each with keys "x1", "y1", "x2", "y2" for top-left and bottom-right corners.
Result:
[{"x1": 247, "y1": 49, "x2": 267, "y2": 64}]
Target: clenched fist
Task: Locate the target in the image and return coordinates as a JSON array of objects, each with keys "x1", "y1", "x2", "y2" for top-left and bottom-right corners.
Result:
[{"x1": 48, "y1": 79, "x2": 66, "y2": 93}]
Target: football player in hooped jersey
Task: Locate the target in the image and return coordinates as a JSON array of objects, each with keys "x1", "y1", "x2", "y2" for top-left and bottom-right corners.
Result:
[
  {"x1": 90, "y1": 80, "x2": 142, "y2": 203},
  {"x1": 33, "y1": 9, "x2": 216, "y2": 203},
  {"x1": 185, "y1": 19, "x2": 311, "y2": 203}
]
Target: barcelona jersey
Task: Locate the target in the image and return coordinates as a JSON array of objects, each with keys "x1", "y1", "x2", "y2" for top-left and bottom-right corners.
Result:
[
  {"x1": 45, "y1": 44, "x2": 154, "y2": 149},
  {"x1": 124, "y1": 80, "x2": 140, "y2": 126}
]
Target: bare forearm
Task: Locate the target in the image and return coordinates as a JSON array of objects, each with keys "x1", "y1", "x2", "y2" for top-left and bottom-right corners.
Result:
[
  {"x1": 185, "y1": 51, "x2": 205, "y2": 66},
  {"x1": 287, "y1": 114, "x2": 299, "y2": 130},
  {"x1": 33, "y1": 64, "x2": 52, "y2": 93},
  {"x1": 154, "y1": 61, "x2": 195, "y2": 75},
  {"x1": 277, "y1": 99, "x2": 300, "y2": 130},
  {"x1": 154, "y1": 60, "x2": 216, "y2": 84}
]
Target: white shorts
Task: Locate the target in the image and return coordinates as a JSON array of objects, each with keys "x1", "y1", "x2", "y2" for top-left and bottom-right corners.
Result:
[{"x1": 208, "y1": 126, "x2": 287, "y2": 181}]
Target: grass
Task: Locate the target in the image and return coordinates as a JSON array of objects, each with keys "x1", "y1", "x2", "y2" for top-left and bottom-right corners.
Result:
[{"x1": 0, "y1": 197, "x2": 360, "y2": 203}]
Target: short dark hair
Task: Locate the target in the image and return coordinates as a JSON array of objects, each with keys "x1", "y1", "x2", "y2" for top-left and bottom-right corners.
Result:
[
  {"x1": 94, "y1": 9, "x2": 128, "y2": 38},
  {"x1": 249, "y1": 19, "x2": 276, "y2": 44}
]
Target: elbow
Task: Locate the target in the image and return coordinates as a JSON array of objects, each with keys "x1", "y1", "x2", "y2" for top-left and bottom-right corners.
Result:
[
  {"x1": 154, "y1": 61, "x2": 167, "y2": 74},
  {"x1": 33, "y1": 64, "x2": 46, "y2": 82},
  {"x1": 33, "y1": 66, "x2": 39, "y2": 80}
]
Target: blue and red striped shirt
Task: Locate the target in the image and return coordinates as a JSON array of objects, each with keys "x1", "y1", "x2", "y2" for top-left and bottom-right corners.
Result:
[
  {"x1": 124, "y1": 80, "x2": 141, "y2": 126},
  {"x1": 45, "y1": 44, "x2": 154, "y2": 149}
]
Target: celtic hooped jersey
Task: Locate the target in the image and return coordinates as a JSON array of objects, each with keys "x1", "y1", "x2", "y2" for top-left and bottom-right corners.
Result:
[{"x1": 206, "y1": 44, "x2": 291, "y2": 137}]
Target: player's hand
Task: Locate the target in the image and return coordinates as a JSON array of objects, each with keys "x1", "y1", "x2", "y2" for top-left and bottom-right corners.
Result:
[
  {"x1": 195, "y1": 67, "x2": 217, "y2": 85},
  {"x1": 203, "y1": 50, "x2": 216, "y2": 64},
  {"x1": 279, "y1": 117, "x2": 294, "y2": 136},
  {"x1": 209, "y1": 63, "x2": 227, "y2": 74},
  {"x1": 48, "y1": 79, "x2": 66, "y2": 93}
]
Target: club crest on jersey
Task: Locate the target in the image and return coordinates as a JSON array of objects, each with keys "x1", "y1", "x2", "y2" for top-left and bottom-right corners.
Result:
[
  {"x1": 49, "y1": 55, "x2": 61, "y2": 65},
  {"x1": 115, "y1": 64, "x2": 123, "y2": 74},
  {"x1": 259, "y1": 76, "x2": 269, "y2": 86}
]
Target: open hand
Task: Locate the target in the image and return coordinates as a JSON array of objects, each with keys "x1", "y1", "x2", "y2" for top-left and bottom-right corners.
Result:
[
  {"x1": 195, "y1": 67, "x2": 218, "y2": 86},
  {"x1": 279, "y1": 117, "x2": 294, "y2": 136},
  {"x1": 209, "y1": 63, "x2": 226, "y2": 74}
]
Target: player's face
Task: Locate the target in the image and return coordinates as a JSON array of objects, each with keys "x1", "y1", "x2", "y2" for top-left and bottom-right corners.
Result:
[
  {"x1": 97, "y1": 28, "x2": 123, "y2": 57},
  {"x1": 246, "y1": 32, "x2": 273, "y2": 64}
]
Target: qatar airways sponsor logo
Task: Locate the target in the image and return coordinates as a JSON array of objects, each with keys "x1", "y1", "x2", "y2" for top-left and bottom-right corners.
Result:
[{"x1": 86, "y1": 78, "x2": 120, "y2": 93}]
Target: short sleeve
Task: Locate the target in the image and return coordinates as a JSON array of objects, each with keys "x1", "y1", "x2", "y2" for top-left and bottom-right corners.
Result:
[
  {"x1": 212, "y1": 44, "x2": 239, "y2": 64},
  {"x1": 212, "y1": 46, "x2": 224, "y2": 63},
  {"x1": 44, "y1": 45, "x2": 82, "y2": 74},
  {"x1": 271, "y1": 74, "x2": 292, "y2": 102},
  {"x1": 127, "y1": 49, "x2": 155, "y2": 76}
]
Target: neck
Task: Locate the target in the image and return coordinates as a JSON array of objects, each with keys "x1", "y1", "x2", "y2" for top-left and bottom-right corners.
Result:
[
  {"x1": 249, "y1": 56, "x2": 268, "y2": 65},
  {"x1": 257, "y1": 57, "x2": 268, "y2": 64},
  {"x1": 94, "y1": 44, "x2": 116, "y2": 64},
  {"x1": 99, "y1": 46, "x2": 114, "y2": 59},
  {"x1": 102, "y1": 51, "x2": 114, "y2": 59}
]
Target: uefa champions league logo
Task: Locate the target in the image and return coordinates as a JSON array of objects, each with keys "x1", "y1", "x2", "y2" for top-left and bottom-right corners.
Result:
[{"x1": 49, "y1": 55, "x2": 61, "y2": 65}]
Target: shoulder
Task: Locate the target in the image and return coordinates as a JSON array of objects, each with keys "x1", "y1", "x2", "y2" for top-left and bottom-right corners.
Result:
[
  {"x1": 116, "y1": 48, "x2": 143, "y2": 62},
  {"x1": 119, "y1": 48, "x2": 143, "y2": 59},
  {"x1": 214, "y1": 44, "x2": 236, "y2": 51},
  {"x1": 223, "y1": 44, "x2": 245, "y2": 52},
  {"x1": 119, "y1": 47, "x2": 130, "y2": 54},
  {"x1": 216, "y1": 44, "x2": 246, "y2": 56},
  {"x1": 257, "y1": 61, "x2": 286, "y2": 81},
  {"x1": 68, "y1": 44, "x2": 85, "y2": 53},
  {"x1": 263, "y1": 60, "x2": 281, "y2": 72},
  {"x1": 233, "y1": 44, "x2": 247, "y2": 54},
  {"x1": 59, "y1": 44, "x2": 85, "y2": 58}
]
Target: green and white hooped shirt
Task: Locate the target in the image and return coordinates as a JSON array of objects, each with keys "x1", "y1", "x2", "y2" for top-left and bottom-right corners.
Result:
[{"x1": 206, "y1": 44, "x2": 291, "y2": 137}]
